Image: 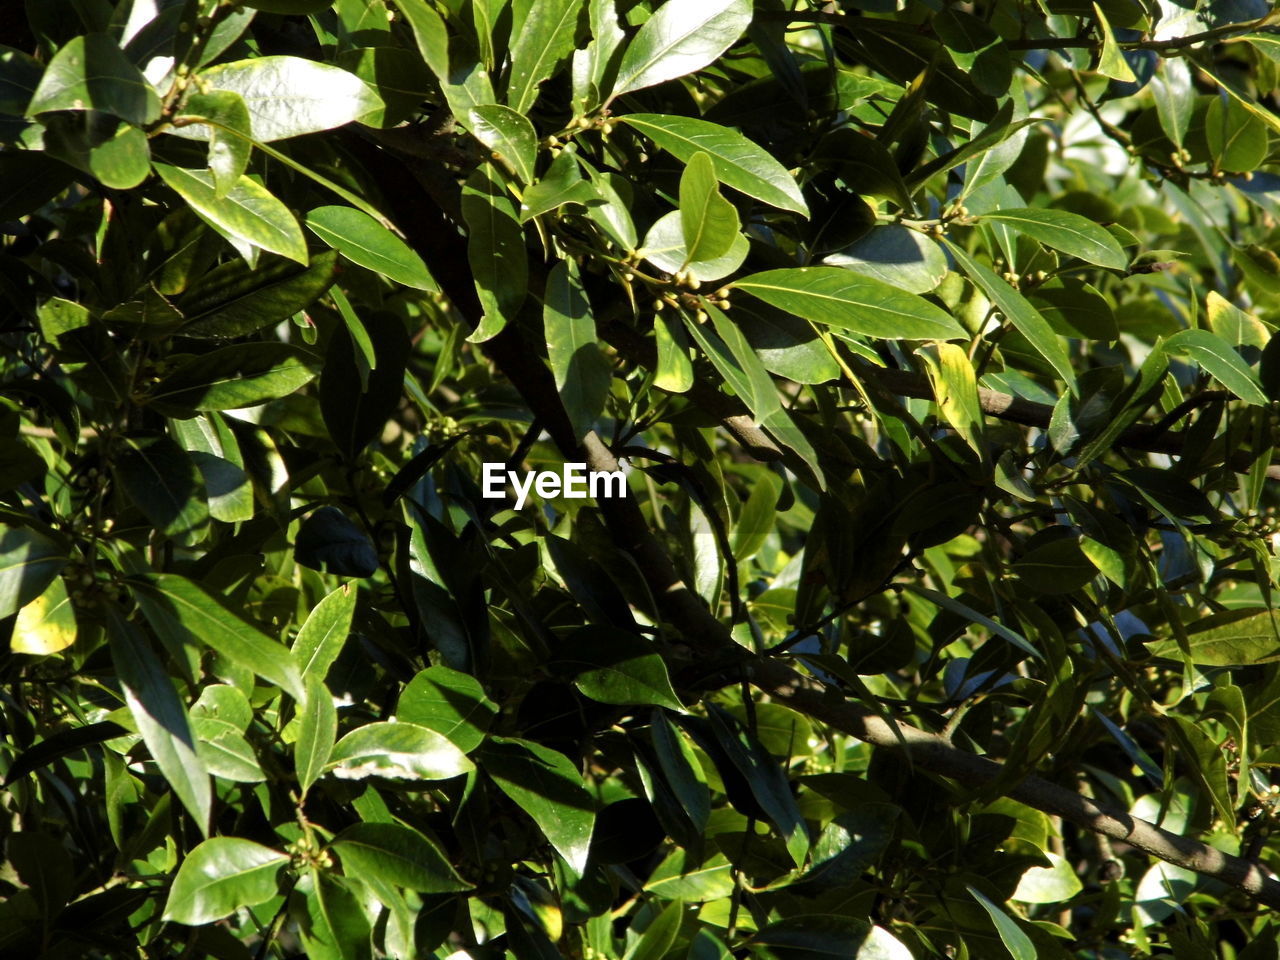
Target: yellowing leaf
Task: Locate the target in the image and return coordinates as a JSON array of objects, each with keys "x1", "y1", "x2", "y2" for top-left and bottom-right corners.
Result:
[{"x1": 12, "y1": 576, "x2": 75, "y2": 655}]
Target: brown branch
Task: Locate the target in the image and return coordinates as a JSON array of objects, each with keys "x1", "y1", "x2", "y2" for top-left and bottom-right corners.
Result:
[
  {"x1": 349, "y1": 135, "x2": 1280, "y2": 909},
  {"x1": 865, "y1": 366, "x2": 1280, "y2": 479}
]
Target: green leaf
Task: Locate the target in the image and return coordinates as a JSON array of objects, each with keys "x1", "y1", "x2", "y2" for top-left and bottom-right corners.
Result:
[
  {"x1": 194, "y1": 717, "x2": 266, "y2": 782},
  {"x1": 468, "y1": 104, "x2": 538, "y2": 183},
  {"x1": 397, "y1": 665, "x2": 497, "y2": 753},
  {"x1": 651, "y1": 710, "x2": 709, "y2": 831},
  {"x1": 1011, "y1": 852, "x2": 1083, "y2": 904},
  {"x1": 130, "y1": 573, "x2": 305, "y2": 702},
  {"x1": 320, "y1": 310, "x2": 410, "y2": 458},
  {"x1": 292, "y1": 584, "x2": 357, "y2": 681},
  {"x1": 305, "y1": 206, "x2": 435, "y2": 290},
  {"x1": 480, "y1": 737, "x2": 596, "y2": 872},
  {"x1": 620, "y1": 113, "x2": 807, "y2": 215},
  {"x1": 1092, "y1": 3, "x2": 1135, "y2": 83},
  {"x1": 1147, "y1": 609, "x2": 1280, "y2": 666},
  {"x1": 1165, "y1": 328, "x2": 1268, "y2": 405},
  {"x1": 683, "y1": 304, "x2": 823, "y2": 483},
  {"x1": 1151, "y1": 58, "x2": 1193, "y2": 148},
  {"x1": 654, "y1": 311, "x2": 694, "y2": 392},
  {"x1": 1206, "y1": 93, "x2": 1269, "y2": 173},
  {"x1": 296, "y1": 674, "x2": 337, "y2": 796},
  {"x1": 462, "y1": 162, "x2": 526, "y2": 341},
  {"x1": 329, "y1": 721, "x2": 475, "y2": 781},
  {"x1": 27, "y1": 33, "x2": 160, "y2": 126},
  {"x1": 112, "y1": 435, "x2": 210, "y2": 545},
  {"x1": 11, "y1": 575, "x2": 76, "y2": 656},
  {"x1": 149, "y1": 343, "x2": 319, "y2": 415},
  {"x1": 733, "y1": 267, "x2": 966, "y2": 340},
  {"x1": 163, "y1": 837, "x2": 287, "y2": 924},
  {"x1": 640, "y1": 210, "x2": 748, "y2": 283},
  {"x1": 679, "y1": 151, "x2": 739, "y2": 265},
  {"x1": 611, "y1": 0, "x2": 751, "y2": 98},
  {"x1": 946, "y1": 242, "x2": 1076, "y2": 388},
  {"x1": 154, "y1": 164, "x2": 309, "y2": 265},
  {"x1": 825, "y1": 225, "x2": 947, "y2": 294},
  {"x1": 196, "y1": 56, "x2": 382, "y2": 142},
  {"x1": 42, "y1": 112, "x2": 152, "y2": 190},
  {"x1": 519, "y1": 148, "x2": 598, "y2": 222},
  {"x1": 0, "y1": 525, "x2": 66, "y2": 621},
  {"x1": 294, "y1": 872, "x2": 371, "y2": 960},
  {"x1": 178, "y1": 90, "x2": 252, "y2": 199},
  {"x1": 544, "y1": 260, "x2": 611, "y2": 441},
  {"x1": 177, "y1": 250, "x2": 337, "y2": 338},
  {"x1": 645, "y1": 850, "x2": 733, "y2": 901},
  {"x1": 624, "y1": 898, "x2": 684, "y2": 960},
  {"x1": 7, "y1": 833, "x2": 73, "y2": 915},
  {"x1": 506, "y1": 0, "x2": 584, "y2": 114},
  {"x1": 331, "y1": 822, "x2": 471, "y2": 893},
  {"x1": 967, "y1": 884, "x2": 1036, "y2": 960},
  {"x1": 981, "y1": 208, "x2": 1128, "y2": 270},
  {"x1": 170, "y1": 413, "x2": 254, "y2": 524},
  {"x1": 104, "y1": 605, "x2": 211, "y2": 834},
  {"x1": 551, "y1": 627, "x2": 683, "y2": 710},
  {"x1": 934, "y1": 8, "x2": 1010, "y2": 98}
]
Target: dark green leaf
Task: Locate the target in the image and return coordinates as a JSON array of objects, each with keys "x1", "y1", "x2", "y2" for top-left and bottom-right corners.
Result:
[
  {"x1": 150, "y1": 343, "x2": 319, "y2": 415},
  {"x1": 506, "y1": 0, "x2": 585, "y2": 114},
  {"x1": 0, "y1": 525, "x2": 66, "y2": 621},
  {"x1": 112, "y1": 435, "x2": 209, "y2": 545},
  {"x1": 176, "y1": 251, "x2": 336, "y2": 339},
  {"x1": 27, "y1": 33, "x2": 159, "y2": 125},
  {"x1": 331, "y1": 822, "x2": 471, "y2": 892},
  {"x1": 550, "y1": 626, "x2": 683, "y2": 710},
  {"x1": 1147, "y1": 609, "x2": 1280, "y2": 666},
  {"x1": 981, "y1": 208, "x2": 1128, "y2": 270},
  {"x1": 104, "y1": 604, "x2": 211, "y2": 833},
  {"x1": 545, "y1": 260, "x2": 611, "y2": 441},
  {"x1": 296, "y1": 674, "x2": 337, "y2": 795},
  {"x1": 462, "y1": 162, "x2": 526, "y2": 340},
  {"x1": 1165, "y1": 328, "x2": 1268, "y2": 405},
  {"x1": 468, "y1": 104, "x2": 538, "y2": 183},
  {"x1": 480, "y1": 737, "x2": 596, "y2": 872},
  {"x1": 319, "y1": 310, "x2": 409, "y2": 458},
  {"x1": 292, "y1": 584, "x2": 357, "y2": 680},
  {"x1": 679, "y1": 151, "x2": 739, "y2": 265},
  {"x1": 163, "y1": 837, "x2": 286, "y2": 924},
  {"x1": 130, "y1": 573, "x2": 305, "y2": 701},
  {"x1": 398, "y1": 665, "x2": 497, "y2": 753},
  {"x1": 294, "y1": 507, "x2": 379, "y2": 579}
]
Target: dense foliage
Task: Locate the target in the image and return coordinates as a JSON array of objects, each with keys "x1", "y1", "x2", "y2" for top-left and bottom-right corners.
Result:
[{"x1": 6, "y1": 0, "x2": 1280, "y2": 957}]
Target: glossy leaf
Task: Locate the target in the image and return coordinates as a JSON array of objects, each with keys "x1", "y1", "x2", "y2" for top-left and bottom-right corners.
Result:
[
  {"x1": 480, "y1": 737, "x2": 596, "y2": 872},
  {"x1": 612, "y1": 0, "x2": 751, "y2": 98},
  {"x1": 130, "y1": 573, "x2": 305, "y2": 701},
  {"x1": 967, "y1": 884, "x2": 1036, "y2": 960},
  {"x1": 981, "y1": 208, "x2": 1128, "y2": 270},
  {"x1": 296, "y1": 674, "x2": 337, "y2": 795},
  {"x1": 112, "y1": 435, "x2": 210, "y2": 545},
  {"x1": 551, "y1": 627, "x2": 683, "y2": 710},
  {"x1": 331, "y1": 822, "x2": 470, "y2": 892},
  {"x1": 0, "y1": 526, "x2": 66, "y2": 622},
  {"x1": 292, "y1": 584, "x2": 357, "y2": 680},
  {"x1": 177, "y1": 250, "x2": 337, "y2": 338},
  {"x1": 11, "y1": 574, "x2": 76, "y2": 656},
  {"x1": 150, "y1": 343, "x2": 319, "y2": 415},
  {"x1": 1165, "y1": 328, "x2": 1268, "y2": 405},
  {"x1": 1147, "y1": 609, "x2": 1280, "y2": 666},
  {"x1": 679, "y1": 151, "x2": 739, "y2": 265},
  {"x1": 163, "y1": 838, "x2": 287, "y2": 924},
  {"x1": 154, "y1": 164, "x2": 308, "y2": 265},
  {"x1": 469, "y1": 104, "x2": 538, "y2": 183},
  {"x1": 27, "y1": 33, "x2": 160, "y2": 125},
  {"x1": 621, "y1": 113, "x2": 807, "y2": 215},
  {"x1": 507, "y1": 0, "x2": 584, "y2": 114},
  {"x1": 329, "y1": 721, "x2": 475, "y2": 780},
  {"x1": 397, "y1": 665, "x2": 497, "y2": 752},
  {"x1": 104, "y1": 605, "x2": 211, "y2": 833},
  {"x1": 947, "y1": 241, "x2": 1076, "y2": 387},
  {"x1": 462, "y1": 163, "x2": 526, "y2": 340},
  {"x1": 306, "y1": 206, "x2": 434, "y2": 289},
  {"x1": 733, "y1": 267, "x2": 966, "y2": 340},
  {"x1": 178, "y1": 90, "x2": 252, "y2": 199},
  {"x1": 544, "y1": 260, "x2": 611, "y2": 441},
  {"x1": 197, "y1": 56, "x2": 382, "y2": 142}
]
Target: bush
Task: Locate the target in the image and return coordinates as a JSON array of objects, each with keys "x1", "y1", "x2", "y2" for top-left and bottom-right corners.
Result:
[{"x1": 4, "y1": 1, "x2": 1280, "y2": 957}]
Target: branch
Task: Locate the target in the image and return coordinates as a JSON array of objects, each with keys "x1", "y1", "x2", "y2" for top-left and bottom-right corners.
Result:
[
  {"x1": 752, "y1": 659, "x2": 1280, "y2": 908},
  {"x1": 864, "y1": 366, "x2": 1280, "y2": 480}
]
